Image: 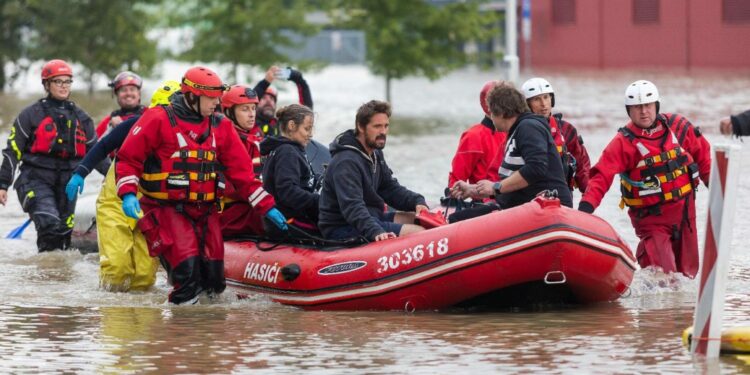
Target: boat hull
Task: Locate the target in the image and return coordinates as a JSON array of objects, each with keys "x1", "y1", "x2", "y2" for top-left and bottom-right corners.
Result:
[{"x1": 224, "y1": 197, "x2": 637, "y2": 311}]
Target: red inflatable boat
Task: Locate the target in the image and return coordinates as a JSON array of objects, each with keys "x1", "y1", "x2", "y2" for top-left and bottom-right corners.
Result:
[{"x1": 224, "y1": 196, "x2": 637, "y2": 311}]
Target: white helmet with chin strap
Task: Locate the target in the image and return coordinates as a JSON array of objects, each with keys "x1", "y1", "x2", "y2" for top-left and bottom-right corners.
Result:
[
  {"x1": 625, "y1": 80, "x2": 660, "y2": 114},
  {"x1": 521, "y1": 77, "x2": 555, "y2": 107}
]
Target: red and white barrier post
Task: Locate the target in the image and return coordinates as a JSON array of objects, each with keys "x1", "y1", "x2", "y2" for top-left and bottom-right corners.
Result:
[{"x1": 691, "y1": 144, "x2": 741, "y2": 357}]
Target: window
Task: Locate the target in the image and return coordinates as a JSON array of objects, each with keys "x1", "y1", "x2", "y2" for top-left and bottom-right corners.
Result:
[
  {"x1": 553, "y1": 0, "x2": 576, "y2": 25},
  {"x1": 633, "y1": 0, "x2": 659, "y2": 25},
  {"x1": 723, "y1": 0, "x2": 750, "y2": 23}
]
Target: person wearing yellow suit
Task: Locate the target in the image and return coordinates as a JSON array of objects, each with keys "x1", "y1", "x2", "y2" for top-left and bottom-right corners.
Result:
[{"x1": 65, "y1": 81, "x2": 181, "y2": 291}]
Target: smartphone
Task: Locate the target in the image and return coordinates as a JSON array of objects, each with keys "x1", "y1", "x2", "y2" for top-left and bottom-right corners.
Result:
[{"x1": 275, "y1": 68, "x2": 292, "y2": 80}]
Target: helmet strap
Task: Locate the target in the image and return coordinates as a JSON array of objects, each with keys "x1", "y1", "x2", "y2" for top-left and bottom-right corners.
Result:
[
  {"x1": 224, "y1": 107, "x2": 237, "y2": 124},
  {"x1": 184, "y1": 92, "x2": 202, "y2": 116}
]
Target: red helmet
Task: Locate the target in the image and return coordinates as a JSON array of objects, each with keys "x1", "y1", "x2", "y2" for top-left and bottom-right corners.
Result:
[
  {"x1": 480, "y1": 80, "x2": 500, "y2": 115},
  {"x1": 41, "y1": 59, "x2": 73, "y2": 81},
  {"x1": 109, "y1": 71, "x2": 143, "y2": 91},
  {"x1": 221, "y1": 85, "x2": 259, "y2": 109},
  {"x1": 181, "y1": 66, "x2": 226, "y2": 98},
  {"x1": 264, "y1": 86, "x2": 278, "y2": 101}
]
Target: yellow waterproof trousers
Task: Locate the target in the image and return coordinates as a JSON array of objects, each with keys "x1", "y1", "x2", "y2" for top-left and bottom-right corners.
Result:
[{"x1": 97, "y1": 165, "x2": 158, "y2": 291}]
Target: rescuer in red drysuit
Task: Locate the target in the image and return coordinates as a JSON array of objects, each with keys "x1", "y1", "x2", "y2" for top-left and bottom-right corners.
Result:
[
  {"x1": 96, "y1": 71, "x2": 146, "y2": 138},
  {"x1": 447, "y1": 80, "x2": 507, "y2": 188},
  {"x1": 115, "y1": 66, "x2": 287, "y2": 304},
  {"x1": 578, "y1": 80, "x2": 711, "y2": 278}
]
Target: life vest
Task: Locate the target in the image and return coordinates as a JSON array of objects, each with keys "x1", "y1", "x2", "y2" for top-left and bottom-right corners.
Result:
[
  {"x1": 236, "y1": 127, "x2": 263, "y2": 176},
  {"x1": 259, "y1": 118, "x2": 279, "y2": 137},
  {"x1": 550, "y1": 114, "x2": 576, "y2": 189},
  {"x1": 618, "y1": 119, "x2": 700, "y2": 209},
  {"x1": 139, "y1": 106, "x2": 225, "y2": 203},
  {"x1": 29, "y1": 99, "x2": 86, "y2": 159}
]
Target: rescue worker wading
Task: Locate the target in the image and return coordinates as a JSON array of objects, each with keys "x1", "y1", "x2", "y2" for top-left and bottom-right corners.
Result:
[
  {"x1": 115, "y1": 67, "x2": 288, "y2": 304},
  {"x1": 65, "y1": 81, "x2": 181, "y2": 292},
  {"x1": 96, "y1": 71, "x2": 146, "y2": 138},
  {"x1": 578, "y1": 80, "x2": 711, "y2": 278},
  {"x1": 0, "y1": 59, "x2": 100, "y2": 252},
  {"x1": 521, "y1": 77, "x2": 591, "y2": 193},
  {"x1": 447, "y1": 80, "x2": 507, "y2": 187}
]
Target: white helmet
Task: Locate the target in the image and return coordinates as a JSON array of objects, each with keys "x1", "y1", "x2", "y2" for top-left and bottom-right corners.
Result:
[
  {"x1": 624, "y1": 80, "x2": 659, "y2": 105},
  {"x1": 521, "y1": 77, "x2": 555, "y2": 106}
]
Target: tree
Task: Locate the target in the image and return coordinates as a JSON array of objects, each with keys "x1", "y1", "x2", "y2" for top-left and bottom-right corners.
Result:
[
  {"x1": 26, "y1": 0, "x2": 159, "y2": 94},
  {"x1": 169, "y1": 0, "x2": 320, "y2": 83},
  {"x1": 330, "y1": 0, "x2": 500, "y2": 102},
  {"x1": 0, "y1": 1, "x2": 32, "y2": 91}
]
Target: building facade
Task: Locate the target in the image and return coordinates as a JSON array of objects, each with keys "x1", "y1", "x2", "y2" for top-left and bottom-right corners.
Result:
[{"x1": 523, "y1": 0, "x2": 750, "y2": 69}]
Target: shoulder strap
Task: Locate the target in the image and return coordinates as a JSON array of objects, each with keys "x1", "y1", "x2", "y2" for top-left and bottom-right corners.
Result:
[
  {"x1": 163, "y1": 105, "x2": 178, "y2": 128},
  {"x1": 618, "y1": 126, "x2": 636, "y2": 141}
]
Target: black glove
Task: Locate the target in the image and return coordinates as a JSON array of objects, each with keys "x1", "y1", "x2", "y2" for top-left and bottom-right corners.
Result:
[{"x1": 578, "y1": 201, "x2": 595, "y2": 214}]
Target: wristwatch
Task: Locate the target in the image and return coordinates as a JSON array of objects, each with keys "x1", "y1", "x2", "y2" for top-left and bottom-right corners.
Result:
[{"x1": 493, "y1": 182, "x2": 502, "y2": 196}]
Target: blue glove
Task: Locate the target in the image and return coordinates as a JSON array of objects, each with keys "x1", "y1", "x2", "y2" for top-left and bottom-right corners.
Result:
[
  {"x1": 65, "y1": 173, "x2": 85, "y2": 201},
  {"x1": 122, "y1": 194, "x2": 143, "y2": 219},
  {"x1": 265, "y1": 207, "x2": 288, "y2": 231}
]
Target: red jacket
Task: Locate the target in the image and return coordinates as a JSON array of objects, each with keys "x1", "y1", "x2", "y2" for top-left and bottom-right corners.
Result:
[
  {"x1": 115, "y1": 106, "x2": 274, "y2": 215},
  {"x1": 581, "y1": 113, "x2": 711, "y2": 209},
  {"x1": 448, "y1": 117, "x2": 506, "y2": 186},
  {"x1": 234, "y1": 125, "x2": 264, "y2": 176},
  {"x1": 96, "y1": 106, "x2": 145, "y2": 138},
  {"x1": 550, "y1": 114, "x2": 591, "y2": 192}
]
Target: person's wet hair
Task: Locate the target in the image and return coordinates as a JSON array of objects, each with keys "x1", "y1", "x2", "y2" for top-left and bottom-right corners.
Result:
[
  {"x1": 277, "y1": 104, "x2": 313, "y2": 134},
  {"x1": 487, "y1": 83, "x2": 529, "y2": 119},
  {"x1": 355, "y1": 100, "x2": 391, "y2": 135}
]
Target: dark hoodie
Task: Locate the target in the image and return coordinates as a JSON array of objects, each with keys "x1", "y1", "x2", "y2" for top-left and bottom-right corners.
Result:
[
  {"x1": 318, "y1": 129, "x2": 426, "y2": 240},
  {"x1": 260, "y1": 135, "x2": 319, "y2": 223},
  {"x1": 497, "y1": 112, "x2": 573, "y2": 208}
]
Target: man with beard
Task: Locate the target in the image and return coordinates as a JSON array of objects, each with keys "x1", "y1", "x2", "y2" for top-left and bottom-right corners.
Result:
[
  {"x1": 318, "y1": 100, "x2": 428, "y2": 242},
  {"x1": 96, "y1": 71, "x2": 145, "y2": 138}
]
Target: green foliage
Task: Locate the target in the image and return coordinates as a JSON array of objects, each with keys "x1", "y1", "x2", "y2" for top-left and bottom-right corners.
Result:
[
  {"x1": 0, "y1": 1, "x2": 33, "y2": 90},
  {"x1": 25, "y1": 0, "x2": 159, "y2": 93},
  {"x1": 169, "y1": 0, "x2": 320, "y2": 83},
  {"x1": 330, "y1": 0, "x2": 500, "y2": 101}
]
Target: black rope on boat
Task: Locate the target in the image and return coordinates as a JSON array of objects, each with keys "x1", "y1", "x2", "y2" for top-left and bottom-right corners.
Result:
[{"x1": 252, "y1": 224, "x2": 369, "y2": 252}]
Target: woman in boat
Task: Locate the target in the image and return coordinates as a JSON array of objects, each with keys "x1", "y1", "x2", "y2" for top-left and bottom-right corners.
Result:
[{"x1": 259, "y1": 104, "x2": 319, "y2": 238}]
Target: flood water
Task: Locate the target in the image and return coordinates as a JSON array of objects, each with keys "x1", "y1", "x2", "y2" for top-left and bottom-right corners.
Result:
[{"x1": 1, "y1": 65, "x2": 750, "y2": 373}]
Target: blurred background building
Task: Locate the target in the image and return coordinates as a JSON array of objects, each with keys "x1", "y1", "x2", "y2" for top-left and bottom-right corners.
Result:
[{"x1": 522, "y1": 0, "x2": 750, "y2": 69}]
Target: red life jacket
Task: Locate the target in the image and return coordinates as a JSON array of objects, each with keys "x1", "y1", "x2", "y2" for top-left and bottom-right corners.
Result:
[
  {"x1": 29, "y1": 99, "x2": 86, "y2": 159},
  {"x1": 618, "y1": 119, "x2": 700, "y2": 209},
  {"x1": 236, "y1": 127, "x2": 263, "y2": 176},
  {"x1": 139, "y1": 106, "x2": 225, "y2": 203},
  {"x1": 549, "y1": 114, "x2": 575, "y2": 189}
]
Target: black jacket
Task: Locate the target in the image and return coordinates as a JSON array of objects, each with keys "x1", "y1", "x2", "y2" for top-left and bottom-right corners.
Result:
[
  {"x1": 497, "y1": 112, "x2": 573, "y2": 208},
  {"x1": 731, "y1": 109, "x2": 750, "y2": 136},
  {"x1": 260, "y1": 135, "x2": 319, "y2": 223},
  {"x1": 0, "y1": 97, "x2": 98, "y2": 190},
  {"x1": 318, "y1": 130, "x2": 426, "y2": 240}
]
